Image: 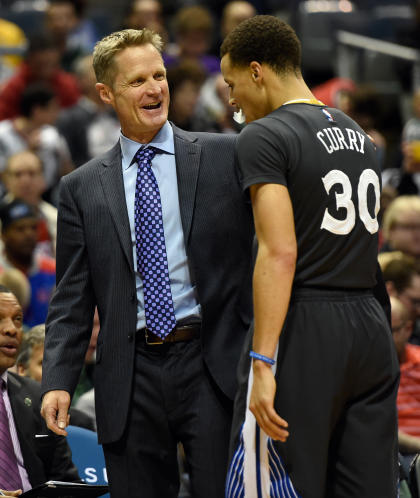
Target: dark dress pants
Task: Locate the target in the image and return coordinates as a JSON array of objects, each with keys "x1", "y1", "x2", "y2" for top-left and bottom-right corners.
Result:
[{"x1": 102, "y1": 336, "x2": 233, "y2": 498}]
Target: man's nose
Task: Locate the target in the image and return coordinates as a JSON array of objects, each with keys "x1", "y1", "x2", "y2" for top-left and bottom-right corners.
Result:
[
  {"x1": 228, "y1": 96, "x2": 236, "y2": 107},
  {"x1": 146, "y1": 80, "x2": 162, "y2": 95},
  {"x1": 2, "y1": 318, "x2": 18, "y2": 335}
]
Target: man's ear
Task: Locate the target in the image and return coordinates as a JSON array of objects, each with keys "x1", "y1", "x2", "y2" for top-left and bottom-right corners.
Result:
[{"x1": 96, "y1": 83, "x2": 113, "y2": 105}]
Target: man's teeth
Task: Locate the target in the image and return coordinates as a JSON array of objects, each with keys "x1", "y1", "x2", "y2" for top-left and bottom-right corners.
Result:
[{"x1": 144, "y1": 103, "x2": 160, "y2": 109}]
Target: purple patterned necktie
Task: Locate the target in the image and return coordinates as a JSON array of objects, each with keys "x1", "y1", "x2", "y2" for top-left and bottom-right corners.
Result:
[
  {"x1": 134, "y1": 147, "x2": 177, "y2": 339},
  {"x1": 0, "y1": 379, "x2": 23, "y2": 491}
]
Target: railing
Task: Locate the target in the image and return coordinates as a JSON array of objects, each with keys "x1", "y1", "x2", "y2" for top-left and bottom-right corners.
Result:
[{"x1": 336, "y1": 30, "x2": 420, "y2": 91}]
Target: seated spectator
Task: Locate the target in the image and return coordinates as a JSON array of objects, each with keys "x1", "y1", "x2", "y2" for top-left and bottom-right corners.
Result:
[
  {"x1": 0, "y1": 32, "x2": 80, "y2": 122},
  {"x1": 3, "y1": 151, "x2": 57, "y2": 257},
  {"x1": 164, "y1": 6, "x2": 220, "y2": 76},
  {"x1": 381, "y1": 195, "x2": 420, "y2": 260},
  {"x1": 0, "y1": 200, "x2": 55, "y2": 328},
  {"x1": 347, "y1": 85, "x2": 387, "y2": 170},
  {"x1": 0, "y1": 83, "x2": 74, "y2": 203},
  {"x1": 123, "y1": 0, "x2": 168, "y2": 45},
  {"x1": 16, "y1": 324, "x2": 95, "y2": 431},
  {"x1": 167, "y1": 61, "x2": 207, "y2": 131},
  {"x1": 220, "y1": 1, "x2": 256, "y2": 39},
  {"x1": 57, "y1": 55, "x2": 120, "y2": 167},
  {"x1": 0, "y1": 285, "x2": 80, "y2": 494},
  {"x1": 44, "y1": 0, "x2": 99, "y2": 72},
  {"x1": 383, "y1": 255, "x2": 420, "y2": 345},
  {"x1": 196, "y1": 72, "x2": 243, "y2": 133},
  {"x1": 391, "y1": 296, "x2": 420, "y2": 461},
  {"x1": 311, "y1": 77, "x2": 356, "y2": 111},
  {"x1": 395, "y1": 88, "x2": 420, "y2": 195}
]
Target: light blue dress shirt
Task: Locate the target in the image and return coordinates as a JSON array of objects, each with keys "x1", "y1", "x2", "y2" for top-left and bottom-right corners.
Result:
[{"x1": 120, "y1": 121, "x2": 201, "y2": 330}]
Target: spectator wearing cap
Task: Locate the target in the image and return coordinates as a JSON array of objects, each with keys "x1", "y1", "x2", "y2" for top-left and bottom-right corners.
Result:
[{"x1": 0, "y1": 200, "x2": 55, "y2": 328}]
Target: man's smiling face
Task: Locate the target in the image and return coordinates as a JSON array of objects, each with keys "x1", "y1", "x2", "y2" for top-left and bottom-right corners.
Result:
[{"x1": 103, "y1": 44, "x2": 169, "y2": 143}]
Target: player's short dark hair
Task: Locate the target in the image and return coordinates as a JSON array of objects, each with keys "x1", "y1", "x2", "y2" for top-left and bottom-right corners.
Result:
[{"x1": 220, "y1": 15, "x2": 301, "y2": 76}]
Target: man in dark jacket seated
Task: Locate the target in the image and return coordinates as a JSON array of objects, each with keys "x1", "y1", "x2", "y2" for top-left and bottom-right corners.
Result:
[{"x1": 0, "y1": 285, "x2": 80, "y2": 496}]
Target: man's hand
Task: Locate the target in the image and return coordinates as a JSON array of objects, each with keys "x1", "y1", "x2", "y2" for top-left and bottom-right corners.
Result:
[
  {"x1": 0, "y1": 489, "x2": 22, "y2": 496},
  {"x1": 40, "y1": 390, "x2": 71, "y2": 436},
  {"x1": 249, "y1": 361, "x2": 289, "y2": 442}
]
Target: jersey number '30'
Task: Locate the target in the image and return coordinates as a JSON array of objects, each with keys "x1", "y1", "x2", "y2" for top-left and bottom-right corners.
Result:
[{"x1": 320, "y1": 169, "x2": 380, "y2": 235}]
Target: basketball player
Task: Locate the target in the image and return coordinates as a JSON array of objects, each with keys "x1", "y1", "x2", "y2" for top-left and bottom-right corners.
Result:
[{"x1": 220, "y1": 15, "x2": 399, "y2": 498}]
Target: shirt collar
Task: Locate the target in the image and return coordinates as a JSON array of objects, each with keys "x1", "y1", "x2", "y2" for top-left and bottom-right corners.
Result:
[
  {"x1": 1, "y1": 371, "x2": 7, "y2": 388},
  {"x1": 120, "y1": 121, "x2": 175, "y2": 170}
]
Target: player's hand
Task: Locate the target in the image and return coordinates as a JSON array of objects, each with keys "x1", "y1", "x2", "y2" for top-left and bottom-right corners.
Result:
[
  {"x1": 41, "y1": 390, "x2": 71, "y2": 436},
  {"x1": 249, "y1": 361, "x2": 289, "y2": 441},
  {"x1": 0, "y1": 489, "x2": 22, "y2": 496}
]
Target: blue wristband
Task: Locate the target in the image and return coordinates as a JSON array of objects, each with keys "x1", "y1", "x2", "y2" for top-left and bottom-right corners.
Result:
[{"x1": 249, "y1": 350, "x2": 276, "y2": 365}]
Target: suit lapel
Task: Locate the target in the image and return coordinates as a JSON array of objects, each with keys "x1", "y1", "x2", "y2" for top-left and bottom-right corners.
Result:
[
  {"x1": 7, "y1": 374, "x2": 37, "y2": 456},
  {"x1": 99, "y1": 143, "x2": 134, "y2": 270},
  {"x1": 172, "y1": 125, "x2": 201, "y2": 244}
]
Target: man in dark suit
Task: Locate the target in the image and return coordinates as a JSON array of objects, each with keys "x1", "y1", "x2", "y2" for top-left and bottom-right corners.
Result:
[
  {"x1": 40, "y1": 28, "x2": 254, "y2": 497},
  {"x1": 0, "y1": 285, "x2": 79, "y2": 496}
]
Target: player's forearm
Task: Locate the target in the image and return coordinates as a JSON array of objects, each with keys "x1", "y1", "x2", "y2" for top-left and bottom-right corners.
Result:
[{"x1": 252, "y1": 243, "x2": 296, "y2": 360}]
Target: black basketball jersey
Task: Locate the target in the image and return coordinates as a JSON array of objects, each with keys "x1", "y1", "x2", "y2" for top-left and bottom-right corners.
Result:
[{"x1": 237, "y1": 102, "x2": 381, "y2": 289}]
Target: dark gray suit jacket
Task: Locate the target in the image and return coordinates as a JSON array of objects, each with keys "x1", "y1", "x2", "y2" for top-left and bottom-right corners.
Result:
[
  {"x1": 42, "y1": 124, "x2": 254, "y2": 444},
  {"x1": 7, "y1": 372, "x2": 80, "y2": 487}
]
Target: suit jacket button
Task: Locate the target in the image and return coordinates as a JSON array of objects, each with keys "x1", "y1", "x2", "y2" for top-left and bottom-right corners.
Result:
[
  {"x1": 130, "y1": 292, "x2": 136, "y2": 302},
  {"x1": 128, "y1": 334, "x2": 133, "y2": 342}
]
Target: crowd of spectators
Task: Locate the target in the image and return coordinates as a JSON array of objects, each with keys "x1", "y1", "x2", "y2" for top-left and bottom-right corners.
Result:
[{"x1": 1, "y1": 0, "x2": 420, "y2": 493}]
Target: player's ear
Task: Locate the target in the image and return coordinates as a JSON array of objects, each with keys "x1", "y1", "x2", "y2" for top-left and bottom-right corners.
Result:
[{"x1": 250, "y1": 61, "x2": 262, "y2": 83}]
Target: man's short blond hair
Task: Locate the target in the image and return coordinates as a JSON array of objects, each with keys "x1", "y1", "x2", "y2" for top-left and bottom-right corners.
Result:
[
  {"x1": 93, "y1": 28, "x2": 163, "y2": 87},
  {"x1": 382, "y1": 195, "x2": 420, "y2": 240}
]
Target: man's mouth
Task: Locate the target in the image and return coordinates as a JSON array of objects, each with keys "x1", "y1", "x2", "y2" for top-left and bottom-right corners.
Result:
[
  {"x1": 0, "y1": 342, "x2": 19, "y2": 357},
  {"x1": 143, "y1": 103, "x2": 161, "y2": 110}
]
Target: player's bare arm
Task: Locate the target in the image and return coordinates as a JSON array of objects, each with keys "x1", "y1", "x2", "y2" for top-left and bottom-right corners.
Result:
[{"x1": 249, "y1": 182, "x2": 297, "y2": 441}]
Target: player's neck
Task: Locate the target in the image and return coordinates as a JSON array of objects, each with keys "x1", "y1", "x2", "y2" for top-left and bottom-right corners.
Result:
[{"x1": 267, "y1": 75, "x2": 315, "y2": 111}]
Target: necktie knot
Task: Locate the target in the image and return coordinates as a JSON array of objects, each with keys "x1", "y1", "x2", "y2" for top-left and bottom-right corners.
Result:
[{"x1": 135, "y1": 146, "x2": 157, "y2": 165}]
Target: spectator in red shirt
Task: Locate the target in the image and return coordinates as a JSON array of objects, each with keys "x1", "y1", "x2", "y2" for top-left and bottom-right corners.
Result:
[
  {"x1": 0, "y1": 32, "x2": 80, "y2": 121},
  {"x1": 391, "y1": 295, "x2": 420, "y2": 457}
]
